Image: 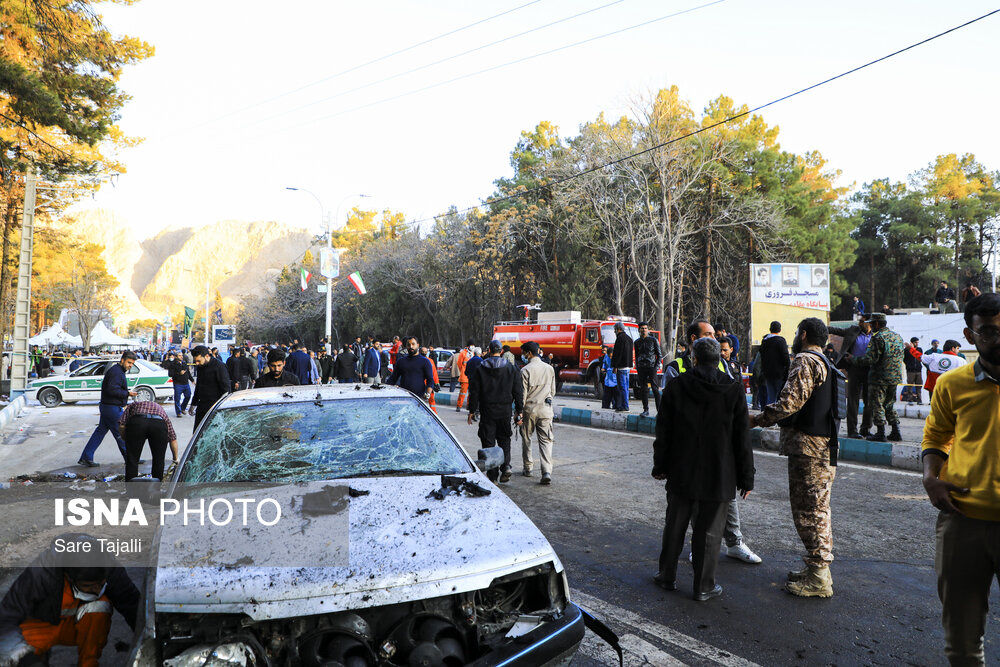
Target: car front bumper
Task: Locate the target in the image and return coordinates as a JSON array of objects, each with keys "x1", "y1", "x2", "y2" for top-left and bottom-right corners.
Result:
[{"x1": 469, "y1": 602, "x2": 585, "y2": 667}]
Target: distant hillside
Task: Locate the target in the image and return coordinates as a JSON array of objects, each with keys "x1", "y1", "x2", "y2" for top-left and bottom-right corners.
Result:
[{"x1": 68, "y1": 210, "x2": 312, "y2": 322}]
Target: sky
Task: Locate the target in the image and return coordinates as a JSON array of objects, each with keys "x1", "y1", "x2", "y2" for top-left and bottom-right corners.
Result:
[{"x1": 79, "y1": 0, "x2": 1000, "y2": 240}]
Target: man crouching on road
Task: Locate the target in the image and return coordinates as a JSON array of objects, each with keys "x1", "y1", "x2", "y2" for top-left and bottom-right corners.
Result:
[
  {"x1": 0, "y1": 534, "x2": 139, "y2": 667},
  {"x1": 751, "y1": 317, "x2": 840, "y2": 598},
  {"x1": 652, "y1": 337, "x2": 754, "y2": 602},
  {"x1": 468, "y1": 340, "x2": 524, "y2": 483}
]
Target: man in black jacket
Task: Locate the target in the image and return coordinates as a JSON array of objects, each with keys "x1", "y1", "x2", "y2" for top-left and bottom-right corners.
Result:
[
  {"x1": 225, "y1": 348, "x2": 255, "y2": 391},
  {"x1": 335, "y1": 345, "x2": 358, "y2": 383},
  {"x1": 758, "y1": 321, "x2": 790, "y2": 405},
  {"x1": 189, "y1": 345, "x2": 230, "y2": 427},
  {"x1": 468, "y1": 340, "x2": 524, "y2": 483},
  {"x1": 934, "y1": 280, "x2": 958, "y2": 313},
  {"x1": 255, "y1": 349, "x2": 300, "y2": 388},
  {"x1": 652, "y1": 337, "x2": 754, "y2": 602},
  {"x1": 0, "y1": 534, "x2": 139, "y2": 666},
  {"x1": 610, "y1": 323, "x2": 634, "y2": 412},
  {"x1": 78, "y1": 351, "x2": 137, "y2": 467},
  {"x1": 634, "y1": 322, "x2": 662, "y2": 417},
  {"x1": 828, "y1": 317, "x2": 873, "y2": 438},
  {"x1": 162, "y1": 351, "x2": 192, "y2": 418}
]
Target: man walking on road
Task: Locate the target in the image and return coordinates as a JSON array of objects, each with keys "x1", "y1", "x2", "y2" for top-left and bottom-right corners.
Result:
[
  {"x1": 653, "y1": 337, "x2": 755, "y2": 602},
  {"x1": 455, "y1": 341, "x2": 473, "y2": 412},
  {"x1": 226, "y1": 347, "x2": 254, "y2": 391},
  {"x1": 189, "y1": 345, "x2": 230, "y2": 427},
  {"x1": 758, "y1": 321, "x2": 790, "y2": 405},
  {"x1": 519, "y1": 341, "x2": 557, "y2": 485},
  {"x1": 829, "y1": 316, "x2": 873, "y2": 438},
  {"x1": 118, "y1": 400, "x2": 178, "y2": 481},
  {"x1": 255, "y1": 349, "x2": 300, "y2": 387},
  {"x1": 921, "y1": 293, "x2": 1000, "y2": 665},
  {"x1": 162, "y1": 350, "x2": 191, "y2": 418},
  {"x1": 387, "y1": 337, "x2": 435, "y2": 399},
  {"x1": 752, "y1": 317, "x2": 841, "y2": 598},
  {"x1": 848, "y1": 312, "x2": 904, "y2": 443},
  {"x1": 634, "y1": 322, "x2": 662, "y2": 417},
  {"x1": 468, "y1": 340, "x2": 524, "y2": 484},
  {"x1": 610, "y1": 323, "x2": 634, "y2": 412},
  {"x1": 78, "y1": 351, "x2": 137, "y2": 467}
]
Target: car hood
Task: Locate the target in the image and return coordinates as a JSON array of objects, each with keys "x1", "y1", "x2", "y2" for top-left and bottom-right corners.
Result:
[{"x1": 153, "y1": 476, "x2": 559, "y2": 620}]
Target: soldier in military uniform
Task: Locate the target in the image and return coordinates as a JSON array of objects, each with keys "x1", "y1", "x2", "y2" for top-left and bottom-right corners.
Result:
[
  {"x1": 848, "y1": 312, "x2": 904, "y2": 442},
  {"x1": 752, "y1": 317, "x2": 838, "y2": 598}
]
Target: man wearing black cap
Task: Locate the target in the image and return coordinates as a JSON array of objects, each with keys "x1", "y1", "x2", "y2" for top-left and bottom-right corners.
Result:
[
  {"x1": 0, "y1": 534, "x2": 139, "y2": 666},
  {"x1": 468, "y1": 340, "x2": 524, "y2": 483}
]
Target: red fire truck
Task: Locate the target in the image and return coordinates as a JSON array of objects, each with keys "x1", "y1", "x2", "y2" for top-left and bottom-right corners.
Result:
[{"x1": 492, "y1": 311, "x2": 661, "y2": 398}]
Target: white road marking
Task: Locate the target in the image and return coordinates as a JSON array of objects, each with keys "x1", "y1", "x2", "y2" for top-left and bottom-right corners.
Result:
[
  {"x1": 572, "y1": 589, "x2": 762, "y2": 667},
  {"x1": 578, "y1": 631, "x2": 685, "y2": 666},
  {"x1": 555, "y1": 422, "x2": 921, "y2": 477}
]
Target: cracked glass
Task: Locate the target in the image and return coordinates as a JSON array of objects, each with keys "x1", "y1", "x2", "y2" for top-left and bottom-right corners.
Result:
[{"x1": 178, "y1": 397, "x2": 473, "y2": 483}]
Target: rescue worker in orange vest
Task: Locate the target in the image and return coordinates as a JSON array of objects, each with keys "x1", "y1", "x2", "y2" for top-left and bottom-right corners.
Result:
[
  {"x1": 455, "y1": 340, "x2": 474, "y2": 412},
  {"x1": 420, "y1": 347, "x2": 442, "y2": 413},
  {"x1": 0, "y1": 534, "x2": 140, "y2": 667}
]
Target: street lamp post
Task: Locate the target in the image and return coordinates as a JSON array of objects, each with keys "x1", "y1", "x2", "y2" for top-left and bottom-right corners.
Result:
[{"x1": 287, "y1": 188, "x2": 371, "y2": 353}]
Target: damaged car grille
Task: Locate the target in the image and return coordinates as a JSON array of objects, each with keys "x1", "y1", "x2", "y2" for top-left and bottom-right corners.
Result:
[{"x1": 156, "y1": 563, "x2": 567, "y2": 666}]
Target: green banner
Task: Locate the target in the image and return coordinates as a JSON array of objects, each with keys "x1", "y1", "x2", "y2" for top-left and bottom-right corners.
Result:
[{"x1": 183, "y1": 306, "x2": 196, "y2": 339}]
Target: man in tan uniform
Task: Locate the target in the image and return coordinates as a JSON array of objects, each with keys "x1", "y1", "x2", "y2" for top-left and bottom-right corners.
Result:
[
  {"x1": 752, "y1": 317, "x2": 840, "y2": 598},
  {"x1": 519, "y1": 341, "x2": 557, "y2": 485}
]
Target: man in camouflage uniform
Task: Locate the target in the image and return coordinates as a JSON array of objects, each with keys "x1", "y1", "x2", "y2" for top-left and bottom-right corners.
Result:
[
  {"x1": 849, "y1": 312, "x2": 904, "y2": 442},
  {"x1": 752, "y1": 317, "x2": 836, "y2": 598}
]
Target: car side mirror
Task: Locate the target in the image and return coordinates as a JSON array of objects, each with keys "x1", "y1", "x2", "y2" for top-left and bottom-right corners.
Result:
[{"x1": 476, "y1": 447, "x2": 504, "y2": 472}]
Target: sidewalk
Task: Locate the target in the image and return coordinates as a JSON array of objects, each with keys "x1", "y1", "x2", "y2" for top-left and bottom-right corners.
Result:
[{"x1": 435, "y1": 389, "x2": 926, "y2": 473}]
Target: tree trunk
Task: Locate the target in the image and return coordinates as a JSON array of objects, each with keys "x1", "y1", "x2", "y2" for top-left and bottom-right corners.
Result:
[
  {"x1": 869, "y1": 254, "x2": 875, "y2": 311},
  {"x1": 0, "y1": 200, "x2": 13, "y2": 346},
  {"x1": 702, "y1": 227, "x2": 712, "y2": 319}
]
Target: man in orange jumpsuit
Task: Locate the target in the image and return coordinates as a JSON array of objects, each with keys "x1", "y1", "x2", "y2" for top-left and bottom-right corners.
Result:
[
  {"x1": 0, "y1": 535, "x2": 139, "y2": 667},
  {"x1": 420, "y1": 347, "x2": 442, "y2": 413},
  {"x1": 455, "y1": 339, "x2": 474, "y2": 412}
]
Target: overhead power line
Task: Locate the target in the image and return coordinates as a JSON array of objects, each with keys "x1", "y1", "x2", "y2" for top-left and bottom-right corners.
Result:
[
  {"x1": 178, "y1": 0, "x2": 546, "y2": 133},
  {"x1": 287, "y1": 0, "x2": 728, "y2": 131},
  {"x1": 317, "y1": 7, "x2": 1000, "y2": 238},
  {"x1": 254, "y1": 0, "x2": 627, "y2": 126}
]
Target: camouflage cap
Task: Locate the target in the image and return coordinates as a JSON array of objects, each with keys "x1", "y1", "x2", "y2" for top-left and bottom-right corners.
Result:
[{"x1": 869, "y1": 312, "x2": 887, "y2": 324}]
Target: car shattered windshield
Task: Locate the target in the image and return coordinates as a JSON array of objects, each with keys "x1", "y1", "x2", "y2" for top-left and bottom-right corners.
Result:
[{"x1": 179, "y1": 397, "x2": 473, "y2": 483}]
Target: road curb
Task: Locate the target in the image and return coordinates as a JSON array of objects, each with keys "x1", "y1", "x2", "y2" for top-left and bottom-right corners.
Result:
[
  {"x1": 435, "y1": 390, "x2": 921, "y2": 472},
  {"x1": 0, "y1": 396, "x2": 26, "y2": 432}
]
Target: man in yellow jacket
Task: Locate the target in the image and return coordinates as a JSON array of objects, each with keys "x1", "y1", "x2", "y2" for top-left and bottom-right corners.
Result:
[{"x1": 921, "y1": 293, "x2": 1000, "y2": 665}]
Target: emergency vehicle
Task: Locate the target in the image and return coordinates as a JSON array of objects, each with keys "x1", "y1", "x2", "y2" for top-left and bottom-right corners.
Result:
[{"x1": 492, "y1": 311, "x2": 661, "y2": 398}]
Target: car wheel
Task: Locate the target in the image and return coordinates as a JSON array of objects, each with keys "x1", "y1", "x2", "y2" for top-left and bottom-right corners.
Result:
[
  {"x1": 592, "y1": 373, "x2": 604, "y2": 400},
  {"x1": 135, "y1": 386, "x2": 156, "y2": 403},
  {"x1": 37, "y1": 387, "x2": 61, "y2": 408}
]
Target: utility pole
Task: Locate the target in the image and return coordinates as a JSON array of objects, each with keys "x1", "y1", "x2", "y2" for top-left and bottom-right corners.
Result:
[{"x1": 10, "y1": 168, "x2": 38, "y2": 397}]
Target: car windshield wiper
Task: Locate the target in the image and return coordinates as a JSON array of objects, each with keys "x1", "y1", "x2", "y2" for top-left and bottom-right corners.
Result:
[{"x1": 347, "y1": 469, "x2": 451, "y2": 478}]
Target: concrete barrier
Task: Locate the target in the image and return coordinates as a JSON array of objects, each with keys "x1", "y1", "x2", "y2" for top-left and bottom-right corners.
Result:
[
  {"x1": 435, "y1": 389, "x2": 921, "y2": 471},
  {"x1": 0, "y1": 395, "x2": 26, "y2": 432}
]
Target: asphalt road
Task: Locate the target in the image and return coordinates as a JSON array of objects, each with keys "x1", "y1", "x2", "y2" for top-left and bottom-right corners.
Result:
[
  {"x1": 2, "y1": 400, "x2": 998, "y2": 665},
  {"x1": 433, "y1": 407, "x2": 997, "y2": 666}
]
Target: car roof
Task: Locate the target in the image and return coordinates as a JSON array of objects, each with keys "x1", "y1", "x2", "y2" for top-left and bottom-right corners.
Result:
[{"x1": 214, "y1": 383, "x2": 414, "y2": 409}]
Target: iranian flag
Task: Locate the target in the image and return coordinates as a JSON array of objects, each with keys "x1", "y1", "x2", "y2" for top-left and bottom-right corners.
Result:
[
  {"x1": 300, "y1": 268, "x2": 311, "y2": 291},
  {"x1": 347, "y1": 271, "x2": 367, "y2": 295}
]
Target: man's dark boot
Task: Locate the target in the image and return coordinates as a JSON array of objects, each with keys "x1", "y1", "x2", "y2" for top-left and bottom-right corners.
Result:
[
  {"x1": 887, "y1": 424, "x2": 903, "y2": 442},
  {"x1": 867, "y1": 425, "x2": 887, "y2": 442}
]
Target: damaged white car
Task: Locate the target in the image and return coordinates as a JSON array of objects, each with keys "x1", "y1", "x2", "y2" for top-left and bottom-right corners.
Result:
[{"x1": 131, "y1": 384, "x2": 619, "y2": 666}]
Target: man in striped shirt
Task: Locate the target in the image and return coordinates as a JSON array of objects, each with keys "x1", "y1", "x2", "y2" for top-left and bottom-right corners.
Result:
[{"x1": 118, "y1": 401, "x2": 178, "y2": 481}]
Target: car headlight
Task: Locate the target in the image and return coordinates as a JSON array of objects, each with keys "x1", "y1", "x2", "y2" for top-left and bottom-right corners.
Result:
[{"x1": 162, "y1": 642, "x2": 256, "y2": 667}]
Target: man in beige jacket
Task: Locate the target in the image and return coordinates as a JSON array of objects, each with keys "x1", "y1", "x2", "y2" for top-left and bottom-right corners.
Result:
[{"x1": 520, "y1": 341, "x2": 557, "y2": 485}]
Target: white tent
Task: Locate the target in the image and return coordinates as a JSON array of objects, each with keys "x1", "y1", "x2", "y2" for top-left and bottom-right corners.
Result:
[
  {"x1": 28, "y1": 322, "x2": 83, "y2": 347},
  {"x1": 87, "y1": 321, "x2": 141, "y2": 348}
]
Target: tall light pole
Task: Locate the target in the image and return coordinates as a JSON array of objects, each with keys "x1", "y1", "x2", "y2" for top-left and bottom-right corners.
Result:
[{"x1": 287, "y1": 188, "x2": 371, "y2": 353}]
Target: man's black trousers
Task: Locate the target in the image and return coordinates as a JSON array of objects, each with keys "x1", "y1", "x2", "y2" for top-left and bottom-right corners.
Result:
[
  {"x1": 636, "y1": 367, "x2": 661, "y2": 412},
  {"x1": 658, "y1": 494, "x2": 727, "y2": 595},
  {"x1": 846, "y1": 366, "x2": 872, "y2": 435},
  {"x1": 124, "y1": 416, "x2": 168, "y2": 481},
  {"x1": 477, "y1": 406, "x2": 513, "y2": 472}
]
